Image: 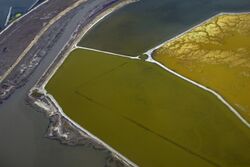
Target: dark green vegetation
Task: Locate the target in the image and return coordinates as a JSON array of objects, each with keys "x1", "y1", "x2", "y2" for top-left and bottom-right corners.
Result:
[
  {"x1": 9, "y1": 12, "x2": 22, "y2": 23},
  {"x1": 47, "y1": 49, "x2": 250, "y2": 167}
]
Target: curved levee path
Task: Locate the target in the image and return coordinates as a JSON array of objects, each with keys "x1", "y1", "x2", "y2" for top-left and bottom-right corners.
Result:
[
  {"x1": 28, "y1": 0, "x2": 139, "y2": 166},
  {"x1": 0, "y1": 0, "x2": 137, "y2": 167}
]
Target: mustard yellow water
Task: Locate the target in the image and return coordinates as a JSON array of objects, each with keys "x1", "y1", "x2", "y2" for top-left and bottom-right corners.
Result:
[
  {"x1": 47, "y1": 48, "x2": 250, "y2": 167},
  {"x1": 154, "y1": 13, "x2": 250, "y2": 121}
]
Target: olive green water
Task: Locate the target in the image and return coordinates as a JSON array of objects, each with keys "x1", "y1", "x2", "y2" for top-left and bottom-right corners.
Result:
[{"x1": 47, "y1": 49, "x2": 250, "y2": 167}]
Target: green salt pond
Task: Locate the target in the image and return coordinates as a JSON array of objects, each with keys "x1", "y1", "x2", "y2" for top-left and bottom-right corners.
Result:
[{"x1": 46, "y1": 48, "x2": 250, "y2": 167}]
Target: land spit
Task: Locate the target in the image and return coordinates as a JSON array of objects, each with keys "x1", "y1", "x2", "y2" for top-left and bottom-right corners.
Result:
[
  {"x1": 0, "y1": 0, "x2": 78, "y2": 80},
  {"x1": 0, "y1": 0, "x2": 88, "y2": 101}
]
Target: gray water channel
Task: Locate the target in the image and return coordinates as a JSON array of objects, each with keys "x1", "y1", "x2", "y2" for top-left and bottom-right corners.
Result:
[{"x1": 0, "y1": 1, "x2": 113, "y2": 166}]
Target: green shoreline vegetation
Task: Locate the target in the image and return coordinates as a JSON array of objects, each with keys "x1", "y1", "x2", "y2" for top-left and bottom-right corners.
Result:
[
  {"x1": 8, "y1": 12, "x2": 23, "y2": 24},
  {"x1": 46, "y1": 48, "x2": 250, "y2": 167}
]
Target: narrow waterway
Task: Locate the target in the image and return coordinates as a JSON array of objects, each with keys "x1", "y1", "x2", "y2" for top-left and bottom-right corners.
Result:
[{"x1": 0, "y1": 1, "x2": 115, "y2": 166}]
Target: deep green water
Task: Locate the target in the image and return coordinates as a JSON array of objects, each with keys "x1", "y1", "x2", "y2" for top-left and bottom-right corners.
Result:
[
  {"x1": 47, "y1": 49, "x2": 250, "y2": 167},
  {"x1": 79, "y1": 0, "x2": 250, "y2": 56}
]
